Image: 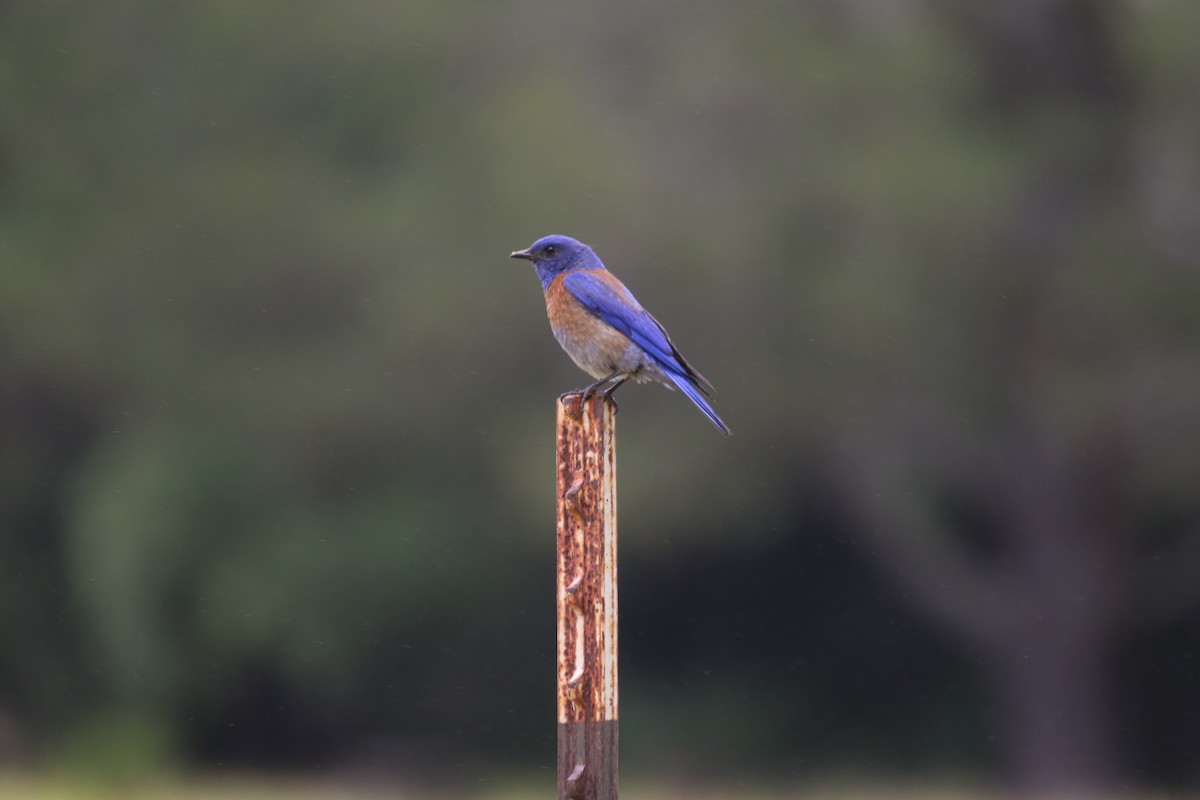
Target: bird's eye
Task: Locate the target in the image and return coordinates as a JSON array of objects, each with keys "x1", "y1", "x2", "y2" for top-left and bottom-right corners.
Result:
[{"x1": 544, "y1": 245, "x2": 557, "y2": 256}]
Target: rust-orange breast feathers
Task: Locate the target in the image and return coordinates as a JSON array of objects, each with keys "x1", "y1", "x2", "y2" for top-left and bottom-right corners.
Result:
[{"x1": 546, "y1": 271, "x2": 626, "y2": 345}]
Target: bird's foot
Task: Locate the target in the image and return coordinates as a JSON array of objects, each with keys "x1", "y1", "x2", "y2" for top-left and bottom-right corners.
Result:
[
  {"x1": 561, "y1": 374, "x2": 625, "y2": 417},
  {"x1": 601, "y1": 376, "x2": 629, "y2": 399},
  {"x1": 572, "y1": 372, "x2": 621, "y2": 414},
  {"x1": 595, "y1": 375, "x2": 629, "y2": 411},
  {"x1": 559, "y1": 388, "x2": 593, "y2": 418}
]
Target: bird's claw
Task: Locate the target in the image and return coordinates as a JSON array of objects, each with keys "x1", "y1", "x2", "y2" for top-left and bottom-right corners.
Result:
[
  {"x1": 562, "y1": 372, "x2": 627, "y2": 418},
  {"x1": 560, "y1": 388, "x2": 616, "y2": 418},
  {"x1": 558, "y1": 389, "x2": 590, "y2": 417}
]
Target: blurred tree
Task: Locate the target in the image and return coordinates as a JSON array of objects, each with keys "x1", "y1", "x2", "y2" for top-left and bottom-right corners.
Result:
[
  {"x1": 825, "y1": 0, "x2": 1200, "y2": 792},
  {"x1": 0, "y1": 0, "x2": 1198, "y2": 792}
]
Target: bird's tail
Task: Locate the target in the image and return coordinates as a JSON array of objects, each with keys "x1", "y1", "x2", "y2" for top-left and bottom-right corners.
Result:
[{"x1": 665, "y1": 370, "x2": 731, "y2": 436}]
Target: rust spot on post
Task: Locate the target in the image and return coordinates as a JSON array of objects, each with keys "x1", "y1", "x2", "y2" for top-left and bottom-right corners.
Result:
[{"x1": 556, "y1": 393, "x2": 618, "y2": 799}]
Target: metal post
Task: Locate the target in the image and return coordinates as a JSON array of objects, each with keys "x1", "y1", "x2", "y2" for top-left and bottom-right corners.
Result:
[{"x1": 556, "y1": 393, "x2": 618, "y2": 800}]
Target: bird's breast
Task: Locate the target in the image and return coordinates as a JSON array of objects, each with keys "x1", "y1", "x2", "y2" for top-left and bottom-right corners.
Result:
[{"x1": 544, "y1": 273, "x2": 639, "y2": 379}]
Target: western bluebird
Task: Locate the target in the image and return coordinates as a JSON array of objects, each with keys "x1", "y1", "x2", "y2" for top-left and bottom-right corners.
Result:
[{"x1": 510, "y1": 234, "x2": 730, "y2": 436}]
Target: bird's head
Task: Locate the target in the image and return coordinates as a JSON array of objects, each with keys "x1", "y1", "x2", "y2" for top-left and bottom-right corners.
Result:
[{"x1": 510, "y1": 235, "x2": 600, "y2": 288}]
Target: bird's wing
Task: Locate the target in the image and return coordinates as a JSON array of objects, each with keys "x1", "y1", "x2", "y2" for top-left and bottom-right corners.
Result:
[{"x1": 563, "y1": 270, "x2": 715, "y2": 395}]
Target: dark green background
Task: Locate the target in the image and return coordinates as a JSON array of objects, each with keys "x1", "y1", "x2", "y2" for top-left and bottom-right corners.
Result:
[{"x1": 3, "y1": 1, "x2": 1199, "y2": 794}]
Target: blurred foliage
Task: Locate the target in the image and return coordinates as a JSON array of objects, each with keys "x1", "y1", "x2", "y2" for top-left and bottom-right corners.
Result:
[
  {"x1": 0, "y1": 774, "x2": 1069, "y2": 800},
  {"x1": 49, "y1": 706, "x2": 179, "y2": 787},
  {"x1": 1, "y1": 0, "x2": 1199, "y2": 794}
]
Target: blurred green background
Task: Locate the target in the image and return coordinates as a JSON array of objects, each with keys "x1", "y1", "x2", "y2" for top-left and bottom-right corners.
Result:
[{"x1": 3, "y1": 0, "x2": 1200, "y2": 797}]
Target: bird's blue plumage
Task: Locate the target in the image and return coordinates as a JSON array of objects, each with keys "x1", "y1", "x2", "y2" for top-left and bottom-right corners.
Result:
[
  {"x1": 561, "y1": 271, "x2": 678, "y2": 374},
  {"x1": 510, "y1": 234, "x2": 729, "y2": 435},
  {"x1": 663, "y1": 370, "x2": 729, "y2": 436}
]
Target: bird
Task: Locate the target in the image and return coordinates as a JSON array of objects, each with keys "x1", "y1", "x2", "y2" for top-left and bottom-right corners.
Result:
[{"x1": 510, "y1": 234, "x2": 730, "y2": 436}]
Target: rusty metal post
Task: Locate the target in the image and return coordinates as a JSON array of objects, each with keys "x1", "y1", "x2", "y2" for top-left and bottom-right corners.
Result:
[{"x1": 556, "y1": 393, "x2": 618, "y2": 800}]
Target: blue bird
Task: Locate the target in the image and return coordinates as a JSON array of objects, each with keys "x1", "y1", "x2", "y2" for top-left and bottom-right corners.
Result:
[{"x1": 510, "y1": 234, "x2": 730, "y2": 436}]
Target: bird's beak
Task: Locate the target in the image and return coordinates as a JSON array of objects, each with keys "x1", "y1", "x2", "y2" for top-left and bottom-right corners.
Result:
[{"x1": 509, "y1": 248, "x2": 534, "y2": 261}]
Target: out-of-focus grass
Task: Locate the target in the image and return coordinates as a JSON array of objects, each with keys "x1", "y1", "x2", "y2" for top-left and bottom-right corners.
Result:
[
  {"x1": 0, "y1": 774, "x2": 931, "y2": 800},
  {"x1": 0, "y1": 774, "x2": 1181, "y2": 800},
  {"x1": 0, "y1": 774, "x2": 407, "y2": 800}
]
